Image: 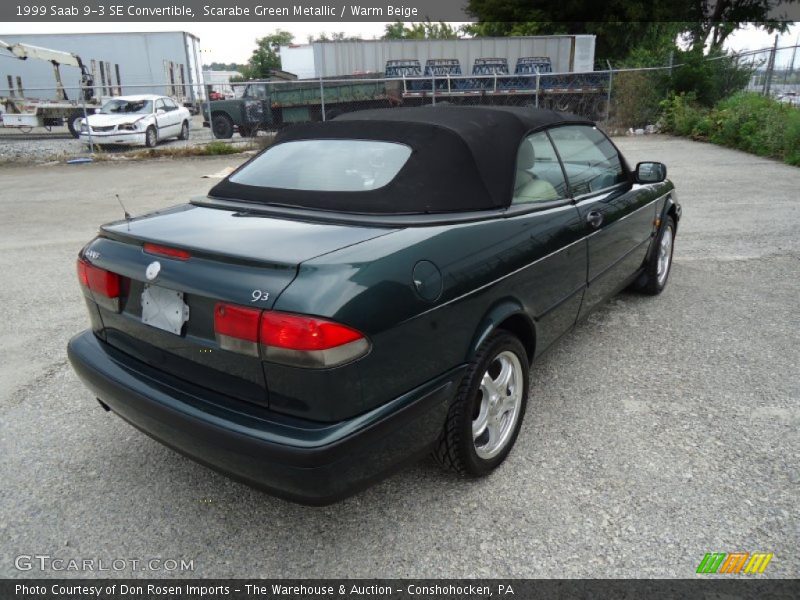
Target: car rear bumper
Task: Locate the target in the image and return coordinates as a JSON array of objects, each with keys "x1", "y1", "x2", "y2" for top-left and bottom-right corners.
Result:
[{"x1": 67, "y1": 330, "x2": 462, "y2": 505}]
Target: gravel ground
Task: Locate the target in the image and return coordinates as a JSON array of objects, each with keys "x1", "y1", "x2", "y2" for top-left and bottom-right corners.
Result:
[
  {"x1": 0, "y1": 115, "x2": 232, "y2": 163},
  {"x1": 0, "y1": 136, "x2": 797, "y2": 579}
]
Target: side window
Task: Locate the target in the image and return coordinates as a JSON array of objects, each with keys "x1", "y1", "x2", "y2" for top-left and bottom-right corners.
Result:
[
  {"x1": 548, "y1": 125, "x2": 626, "y2": 196},
  {"x1": 155, "y1": 99, "x2": 165, "y2": 113},
  {"x1": 163, "y1": 98, "x2": 178, "y2": 111},
  {"x1": 512, "y1": 131, "x2": 569, "y2": 204},
  {"x1": 244, "y1": 84, "x2": 268, "y2": 99}
]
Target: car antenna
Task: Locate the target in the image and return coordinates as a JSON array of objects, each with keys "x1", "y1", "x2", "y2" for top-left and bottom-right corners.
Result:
[{"x1": 115, "y1": 193, "x2": 132, "y2": 221}]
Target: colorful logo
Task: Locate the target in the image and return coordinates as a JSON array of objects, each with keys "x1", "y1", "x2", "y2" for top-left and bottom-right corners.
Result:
[{"x1": 696, "y1": 552, "x2": 773, "y2": 574}]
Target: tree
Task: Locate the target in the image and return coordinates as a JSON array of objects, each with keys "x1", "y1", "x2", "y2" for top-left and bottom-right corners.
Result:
[
  {"x1": 203, "y1": 62, "x2": 244, "y2": 72},
  {"x1": 383, "y1": 21, "x2": 461, "y2": 40},
  {"x1": 239, "y1": 30, "x2": 294, "y2": 79},
  {"x1": 464, "y1": 0, "x2": 797, "y2": 61},
  {"x1": 681, "y1": 0, "x2": 795, "y2": 52},
  {"x1": 308, "y1": 32, "x2": 364, "y2": 43}
]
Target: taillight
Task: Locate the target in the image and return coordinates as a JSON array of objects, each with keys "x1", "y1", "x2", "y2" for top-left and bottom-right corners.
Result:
[
  {"x1": 143, "y1": 243, "x2": 191, "y2": 261},
  {"x1": 77, "y1": 258, "x2": 121, "y2": 311},
  {"x1": 214, "y1": 303, "x2": 262, "y2": 357},
  {"x1": 260, "y1": 312, "x2": 368, "y2": 367},
  {"x1": 213, "y1": 302, "x2": 369, "y2": 368},
  {"x1": 260, "y1": 312, "x2": 363, "y2": 350}
]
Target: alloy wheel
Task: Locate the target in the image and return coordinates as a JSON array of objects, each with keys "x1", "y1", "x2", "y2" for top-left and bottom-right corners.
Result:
[
  {"x1": 472, "y1": 350, "x2": 524, "y2": 460},
  {"x1": 657, "y1": 226, "x2": 673, "y2": 286}
]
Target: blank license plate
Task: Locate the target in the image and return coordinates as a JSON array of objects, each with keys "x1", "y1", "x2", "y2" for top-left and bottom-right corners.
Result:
[{"x1": 141, "y1": 284, "x2": 190, "y2": 335}]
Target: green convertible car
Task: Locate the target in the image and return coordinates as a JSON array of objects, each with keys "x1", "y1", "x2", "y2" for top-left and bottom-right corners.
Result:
[{"x1": 68, "y1": 106, "x2": 680, "y2": 504}]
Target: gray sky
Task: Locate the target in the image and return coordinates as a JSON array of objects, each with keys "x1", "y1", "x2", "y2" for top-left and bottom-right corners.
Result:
[{"x1": 0, "y1": 22, "x2": 797, "y2": 65}]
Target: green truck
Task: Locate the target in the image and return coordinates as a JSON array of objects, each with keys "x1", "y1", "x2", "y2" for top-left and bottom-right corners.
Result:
[
  {"x1": 203, "y1": 61, "x2": 609, "y2": 139},
  {"x1": 202, "y1": 79, "x2": 400, "y2": 138}
]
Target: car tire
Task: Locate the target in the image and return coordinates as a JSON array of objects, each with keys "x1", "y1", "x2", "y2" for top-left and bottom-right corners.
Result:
[
  {"x1": 433, "y1": 331, "x2": 529, "y2": 477},
  {"x1": 67, "y1": 111, "x2": 85, "y2": 138},
  {"x1": 212, "y1": 114, "x2": 234, "y2": 139},
  {"x1": 238, "y1": 124, "x2": 259, "y2": 138},
  {"x1": 178, "y1": 120, "x2": 190, "y2": 140},
  {"x1": 639, "y1": 215, "x2": 676, "y2": 295},
  {"x1": 145, "y1": 126, "x2": 158, "y2": 148}
]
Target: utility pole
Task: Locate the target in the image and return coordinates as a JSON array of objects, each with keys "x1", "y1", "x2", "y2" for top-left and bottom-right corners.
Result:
[
  {"x1": 788, "y1": 34, "x2": 798, "y2": 81},
  {"x1": 763, "y1": 34, "x2": 778, "y2": 97}
]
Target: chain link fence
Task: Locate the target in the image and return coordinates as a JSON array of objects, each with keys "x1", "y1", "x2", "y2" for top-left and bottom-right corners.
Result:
[
  {"x1": 2, "y1": 44, "x2": 797, "y2": 149},
  {"x1": 738, "y1": 43, "x2": 800, "y2": 102}
]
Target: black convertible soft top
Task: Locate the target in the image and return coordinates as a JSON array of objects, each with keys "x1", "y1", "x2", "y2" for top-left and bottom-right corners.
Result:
[{"x1": 209, "y1": 106, "x2": 591, "y2": 214}]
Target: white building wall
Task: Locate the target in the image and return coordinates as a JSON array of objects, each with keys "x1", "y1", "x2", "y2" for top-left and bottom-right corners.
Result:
[{"x1": 0, "y1": 31, "x2": 205, "y2": 102}]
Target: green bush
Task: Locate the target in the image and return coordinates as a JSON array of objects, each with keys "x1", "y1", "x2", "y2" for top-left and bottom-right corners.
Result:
[
  {"x1": 660, "y1": 93, "x2": 708, "y2": 137},
  {"x1": 661, "y1": 92, "x2": 800, "y2": 167},
  {"x1": 611, "y1": 69, "x2": 669, "y2": 128},
  {"x1": 670, "y1": 49, "x2": 751, "y2": 107}
]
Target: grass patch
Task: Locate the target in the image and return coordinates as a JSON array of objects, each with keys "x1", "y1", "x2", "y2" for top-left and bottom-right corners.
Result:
[
  {"x1": 661, "y1": 92, "x2": 800, "y2": 166},
  {"x1": 89, "y1": 137, "x2": 273, "y2": 162}
]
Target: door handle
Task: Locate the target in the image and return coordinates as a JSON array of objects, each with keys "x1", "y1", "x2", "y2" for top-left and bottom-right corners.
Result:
[{"x1": 586, "y1": 210, "x2": 604, "y2": 229}]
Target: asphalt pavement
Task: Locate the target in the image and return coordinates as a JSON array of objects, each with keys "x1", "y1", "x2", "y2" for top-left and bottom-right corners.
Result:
[{"x1": 0, "y1": 136, "x2": 797, "y2": 578}]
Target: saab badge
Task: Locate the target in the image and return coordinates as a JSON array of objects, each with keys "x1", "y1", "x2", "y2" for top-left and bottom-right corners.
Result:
[{"x1": 145, "y1": 261, "x2": 161, "y2": 281}]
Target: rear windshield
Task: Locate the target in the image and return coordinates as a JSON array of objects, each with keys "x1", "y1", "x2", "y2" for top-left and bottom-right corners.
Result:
[{"x1": 228, "y1": 140, "x2": 412, "y2": 192}]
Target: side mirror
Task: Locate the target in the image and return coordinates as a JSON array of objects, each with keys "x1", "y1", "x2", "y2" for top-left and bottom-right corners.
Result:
[
  {"x1": 635, "y1": 161, "x2": 667, "y2": 183},
  {"x1": 156, "y1": 108, "x2": 166, "y2": 115}
]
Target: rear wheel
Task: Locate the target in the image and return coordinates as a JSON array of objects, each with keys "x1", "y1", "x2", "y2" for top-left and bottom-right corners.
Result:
[
  {"x1": 145, "y1": 126, "x2": 157, "y2": 148},
  {"x1": 433, "y1": 331, "x2": 529, "y2": 476},
  {"x1": 178, "y1": 120, "x2": 189, "y2": 140},
  {"x1": 67, "y1": 111, "x2": 84, "y2": 138},
  {"x1": 238, "y1": 124, "x2": 259, "y2": 138},
  {"x1": 211, "y1": 114, "x2": 234, "y2": 139}
]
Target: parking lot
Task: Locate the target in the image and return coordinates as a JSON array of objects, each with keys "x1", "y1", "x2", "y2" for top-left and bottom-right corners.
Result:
[{"x1": 0, "y1": 136, "x2": 797, "y2": 578}]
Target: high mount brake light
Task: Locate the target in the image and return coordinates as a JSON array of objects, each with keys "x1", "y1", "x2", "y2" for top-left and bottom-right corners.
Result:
[
  {"x1": 213, "y1": 302, "x2": 369, "y2": 368},
  {"x1": 77, "y1": 258, "x2": 121, "y2": 311},
  {"x1": 143, "y1": 243, "x2": 191, "y2": 261}
]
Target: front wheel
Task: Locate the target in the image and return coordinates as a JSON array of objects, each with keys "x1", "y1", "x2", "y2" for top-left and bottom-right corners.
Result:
[
  {"x1": 145, "y1": 126, "x2": 157, "y2": 148},
  {"x1": 640, "y1": 216, "x2": 675, "y2": 295},
  {"x1": 211, "y1": 114, "x2": 234, "y2": 139},
  {"x1": 433, "y1": 331, "x2": 529, "y2": 476}
]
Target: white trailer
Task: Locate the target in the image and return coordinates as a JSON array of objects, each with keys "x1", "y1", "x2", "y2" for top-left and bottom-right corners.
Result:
[{"x1": 280, "y1": 36, "x2": 596, "y2": 79}]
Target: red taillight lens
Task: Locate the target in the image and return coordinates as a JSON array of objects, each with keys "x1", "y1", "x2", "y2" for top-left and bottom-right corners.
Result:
[
  {"x1": 260, "y1": 312, "x2": 363, "y2": 351},
  {"x1": 77, "y1": 258, "x2": 121, "y2": 311},
  {"x1": 77, "y1": 258, "x2": 121, "y2": 306},
  {"x1": 213, "y1": 303, "x2": 369, "y2": 367},
  {"x1": 214, "y1": 303, "x2": 261, "y2": 342},
  {"x1": 77, "y1": 259, "x2": 90, "y2": 288},
  {"x1": 143, "y1": 243, "x2": 191, "y2": 261},
  {"x1": 214, "y1": 303, "x2": 262, "y2": 356}
]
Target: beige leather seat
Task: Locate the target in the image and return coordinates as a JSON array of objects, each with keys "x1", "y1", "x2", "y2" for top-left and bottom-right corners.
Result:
[{"x1": 513, "y1": 141, "x2": 559, "y2": 203}]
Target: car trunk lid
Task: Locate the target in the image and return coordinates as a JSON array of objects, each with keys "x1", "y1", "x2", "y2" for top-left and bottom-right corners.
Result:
[{"x1": 84, "y1": 204, "x2": 396, "y2": 407}]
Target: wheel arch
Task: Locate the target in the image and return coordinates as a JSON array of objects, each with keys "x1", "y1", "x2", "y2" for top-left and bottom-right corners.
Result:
[
  {"x1": 660, "y1": 186, "x2": 681, "y2": 232},
  {"x1": 210, "y1": 109, "x2": 233, "y2": 121},
  {"x1": 467, "y1": 299, "x2": 537, "y2": 365},
  {"x1": 643, "y1": 188, "x2": 680, "y2": 266}
]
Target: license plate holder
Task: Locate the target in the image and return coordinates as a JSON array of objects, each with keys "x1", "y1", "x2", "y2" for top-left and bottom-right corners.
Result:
[{"x1": 141, "y1": 284, "x2": 190, "y2": 335}]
